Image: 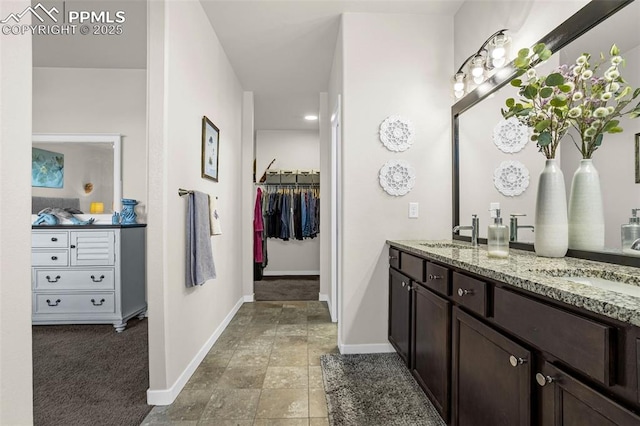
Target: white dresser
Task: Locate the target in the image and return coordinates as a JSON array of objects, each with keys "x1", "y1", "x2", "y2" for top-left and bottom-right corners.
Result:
[{"x1": 31, "y1": 225, "x2": 147, "y2": 332}]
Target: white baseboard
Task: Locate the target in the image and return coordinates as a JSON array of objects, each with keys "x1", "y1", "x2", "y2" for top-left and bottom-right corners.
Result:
[
  {"x1": 146, "y1": 296, "x2": 245, "y2": 405},
  {"x1": 318, "y1": 293, "x2": 332, "y2": 316},
  {"x1": 243, "y1": 294, "x2": 255, "y2": 302},
  {"x1": 263, "y1": 270, "x2": 320, "y2": 276},
  {"x1": 338, "y1": 342, "x2": 395, "y2": 354}
]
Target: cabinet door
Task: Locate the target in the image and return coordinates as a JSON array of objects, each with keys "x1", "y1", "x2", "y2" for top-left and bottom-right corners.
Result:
[
  {"x1": 70, "y1": 231, "x2": 115, "y2": 266},
  {"x1": 412, "y1": 284, "x2": 451, "y2": 422},
  {"x1": 389, "y1": 268, "x2": 412, "y2": 366},
  {"x1": 453, "y1": 307, "x2": 531, "y2": 426},
  {"x1": 538, "y1": 362, "x2": 640, "y2": 426}
]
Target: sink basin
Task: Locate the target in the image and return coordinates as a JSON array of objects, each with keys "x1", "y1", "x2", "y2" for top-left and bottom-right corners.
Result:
[
  {"x1": 420, "y1": 242, "x2": 474, "y2": 249},
  {"x1": 529, "y1": 268, "x2": 640, "y2": 298}
]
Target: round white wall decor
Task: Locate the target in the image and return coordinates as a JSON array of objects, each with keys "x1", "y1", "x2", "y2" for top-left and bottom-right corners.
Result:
[
  {"x1": 493, "y1": 117, "x2": 531, "y2": 153},
  {"x1": 379, "y1": 160, "x2": 416, "y2": 196},
  {"x1": 379, "y1": 115, "x2": 415, "y2": 152},
  {"x1": 494, "y1": 160, "x2": 530, "y2": 196}
]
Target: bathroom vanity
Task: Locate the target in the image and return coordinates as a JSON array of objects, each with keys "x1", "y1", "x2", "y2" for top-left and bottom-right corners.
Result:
[
  {"x1": 387, "y1": 240, "x2": 640, "y2": 425},
  {"x1": 31, "y1": 225, "x2": 146, "y2": 332}
]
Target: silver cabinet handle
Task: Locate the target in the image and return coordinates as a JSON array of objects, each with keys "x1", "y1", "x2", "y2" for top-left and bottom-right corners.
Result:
[
  {"x1": 536, "y1": 373, "x2": 554, "y2": 387},
  {"x1": 457, "y1": 288, "x2": 474, "y2": 297},
  {"x1": 509, "y1": 355, "x2": 527, "y2": 367},
  {"x1": 428, "y1": 274, "x2": 443, "y2": 280},
  {"x1": 389, "y1": 255, "x2": 398, "y2": 260},
  {"x1": 46, "y1": 299, "x2": 61, "y2": 307},
  {"x1": 46, "y1": 275, "x2": 61, "y2": 283},
  {"x1": 401, "y1": 281, "x2": 406, "y2": 287},
  {"x1": 91, "y1": 275, "x2": 105, "y2": 282},
  {"x1": 91, "y1": 298, "x2": 106, "y2": 306},
  {"x1": 406, "y1": 285, "x2": 412, "y2": 292}
]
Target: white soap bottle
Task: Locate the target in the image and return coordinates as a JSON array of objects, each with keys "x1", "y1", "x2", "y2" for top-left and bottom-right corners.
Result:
[{"x1": 488, "y1": 202, "x2": 509, "y2": 258}]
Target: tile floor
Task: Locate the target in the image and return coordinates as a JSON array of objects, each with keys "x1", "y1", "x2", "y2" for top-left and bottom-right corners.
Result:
[{"x1": 142, "y1": 301, "x2": 337, "y2": 425}]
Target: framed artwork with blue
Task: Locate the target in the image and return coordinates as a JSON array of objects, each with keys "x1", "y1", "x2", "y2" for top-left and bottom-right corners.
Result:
[
  {"x1": 202, "y1": 116, "x2": 220, "y2": 182},
  {"x1": 32, "y1": 147, "x2": 64, "y2": 188}
]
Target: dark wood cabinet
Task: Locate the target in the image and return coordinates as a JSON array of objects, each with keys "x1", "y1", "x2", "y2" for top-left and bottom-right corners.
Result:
[
  {"x1": 453, "y1": 307, "x2": 531, "y2": 426},
  {"x1": 412, "y1": 283, "x2": 451, "y2": 422},
  {"x1": 389, "y1": 268, "x2": 412, "y2": 366},
  {"x1": 537, "y1": 362, "x2": 640, "y2": 426}
]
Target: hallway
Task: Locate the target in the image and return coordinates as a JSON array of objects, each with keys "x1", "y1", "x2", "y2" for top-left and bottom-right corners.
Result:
[{"x1": 142, "y1": 301, "x2": 336, "y2": 425}]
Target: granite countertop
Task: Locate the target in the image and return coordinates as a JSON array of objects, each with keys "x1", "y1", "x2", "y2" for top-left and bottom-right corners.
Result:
[{"x1": 387, "y1": 240, "x2": 640, "y2": 327}]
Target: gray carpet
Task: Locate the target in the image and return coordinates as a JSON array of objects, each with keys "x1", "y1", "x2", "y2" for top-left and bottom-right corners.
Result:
[
  {"x1": 320, "y1": 353, "x2": 446, "y2": 426},
  {"x1": 32, "y1": 318, "x2": 151, "y2": 426},
  {"x1": 254, "y1": 275, "x2": 320, "y2": 301}
]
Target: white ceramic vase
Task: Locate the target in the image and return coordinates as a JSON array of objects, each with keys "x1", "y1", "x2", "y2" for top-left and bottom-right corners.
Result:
[
  {"x1": 568, "y1": 159, "x2": 605, "y2": 251},
  {"x1": 534, "y1": 159, "x2": 568, "y2": 257}
]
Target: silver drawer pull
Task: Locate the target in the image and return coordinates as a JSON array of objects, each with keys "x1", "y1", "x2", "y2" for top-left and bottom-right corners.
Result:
[
  {"x1": 91, "y1": 275, "x2": 105, "y2": 282},
  {"x1": 509, "y1": 355, "x2": 527, "y2": 367},
  {"x1": 406, "y1": 285, "x2": 412, "y2": 292},
  {"x1": 401, "y1": 281, "x2": 406, "y2": 287},
  {"x1": 536, "y1": 373, "x2": 554, "y2": 387},
  {"x1": 91, "y1": 298, "x2": 106, "y2": 306},
  {"x1": 46, "y1": 275, "x2": 61, "y2": 283},
  {"x1": 51, "y1": 237, "x2": 58, "y2": 242},
  {"x1": 389, "y1": 255, "x2": 398, "y2": 260},
  {"x1": 429, "y1": 274, "x2": 443, "y2": 280},
  {"x1": 457, "y1": 288, "x2": 474, "y2": 297},
  {"x1": 46, "y1": 299, "x2": 61, "y2": 307},
  {"x1": 51, "y1": 256, "x2": 58, "y2": 261}
]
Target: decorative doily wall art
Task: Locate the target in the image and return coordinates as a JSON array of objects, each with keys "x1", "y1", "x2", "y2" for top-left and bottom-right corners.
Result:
[
  {"x1": 379, "y1": 160, "x2": 416, "y2": 196},
  {"x1": 379, "y1": 116, "x2": 415, "y2": 152},
  {"x1": 494, "y1": 160, "x2": 530, "y2": 196},
  {"x1": 493, "y1": 117, "x2": 531, "y2": 153}
]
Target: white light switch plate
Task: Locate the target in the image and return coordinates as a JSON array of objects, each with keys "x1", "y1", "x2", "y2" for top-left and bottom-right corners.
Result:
[{"x1": 409, "y1": 202, "x2": 419, "y2": 218}]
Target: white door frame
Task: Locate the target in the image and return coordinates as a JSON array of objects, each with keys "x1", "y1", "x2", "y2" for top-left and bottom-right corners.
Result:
[{"x1": 330, "y1": 95, "x2": 341, "y2": 323}]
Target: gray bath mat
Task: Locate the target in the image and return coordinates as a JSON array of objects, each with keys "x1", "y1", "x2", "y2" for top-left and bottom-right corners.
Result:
[{"x1": 320, "y1": 353, "x2": 446, "y2": 426}]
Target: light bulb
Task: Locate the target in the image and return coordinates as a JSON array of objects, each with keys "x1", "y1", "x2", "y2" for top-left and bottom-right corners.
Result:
[
  {"x1": 491, "y1": 46, "x2": 505, "y2": 60},
  {"x1": 454, "y1": 90, "x2": 464, "y2": 99},
  {"x1": 453, "y1": 81, "x2": 465, "y2": 92},
  {"x1": 492, "y1": 57, "x2": 506, "y2": 68}
]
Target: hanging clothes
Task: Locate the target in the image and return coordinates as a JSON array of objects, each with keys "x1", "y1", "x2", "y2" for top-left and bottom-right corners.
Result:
[
  {"x1": 258, "y1": 186, "x2": 320, "y2": 241},
  {"x1": 254, "y1": 188, "x2": 264, "y2": 264}
]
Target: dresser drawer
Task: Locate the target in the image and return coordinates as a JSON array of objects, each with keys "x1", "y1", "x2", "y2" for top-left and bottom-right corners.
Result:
[
  {"x1": 34, "y1": 269, "x2": 115, "y2": 291},
  {"x1": 389, "y1": 247, "x2": 400, "y2": 269},
  {"x1": 425, "y1": 262, "x2": 451, "y2": 296},
  {"x1": 32, "y1": 250, "x2": 69, "y2": 267},
  {"x1": 452, "y1": 272, "x2": 487, "y2": 316},
  {"x1": 32, "y1": 232, "x2": 68, "y2": 248},
  {"x1": 494, "y1": 287, "x2": 613, "y2": 385},
  {"x1": 400, "y1": 252, "x2": 425, "y2": 282},
  {"x1": 34, "y1": 292, "x2": 115, "y2": 314}
]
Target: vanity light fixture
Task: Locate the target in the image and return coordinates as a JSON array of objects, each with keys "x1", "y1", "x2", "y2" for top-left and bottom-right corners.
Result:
[
  {"x1": 304, "y1": 115, "x2": 318, "y2": 121},
  {"x1": 452, "y1": 29, "x2": 510, "y2": 99}
]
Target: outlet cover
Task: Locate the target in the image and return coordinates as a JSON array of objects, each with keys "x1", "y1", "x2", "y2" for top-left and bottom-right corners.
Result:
[{"x1": 409, "y1": 202, "x2": 419, "y2": 218}]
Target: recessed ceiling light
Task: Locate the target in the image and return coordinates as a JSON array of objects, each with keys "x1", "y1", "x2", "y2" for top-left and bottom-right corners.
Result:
[{"x1": 304, "y1": 115, "x2": 318, "y2": 121}]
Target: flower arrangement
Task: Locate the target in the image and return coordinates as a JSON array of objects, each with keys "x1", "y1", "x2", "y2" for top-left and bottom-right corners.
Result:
[{"x1": 502, "y1": 43, "x2": 640, "y2": 159}]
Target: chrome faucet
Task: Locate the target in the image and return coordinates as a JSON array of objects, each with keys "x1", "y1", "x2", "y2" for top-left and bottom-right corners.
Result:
[
  {"x1": 631, "y1": 238, "x2": 640, "y2": 251},
  {"x1": 453, "y1": 214, "x2": 479, "y2": 247},
  {"x1": 509, "y1": 213, "x2": 534, "y2": 242}
]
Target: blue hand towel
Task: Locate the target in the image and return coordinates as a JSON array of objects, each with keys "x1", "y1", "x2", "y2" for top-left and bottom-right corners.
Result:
[{"x1": 186, "y1": 191, "x2": 216, "y2": 287}]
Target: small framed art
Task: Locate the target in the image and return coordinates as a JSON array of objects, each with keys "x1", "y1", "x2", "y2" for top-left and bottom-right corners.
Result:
[{"x1": 202, "y1": 116, "x2": 220, "y2": 182}]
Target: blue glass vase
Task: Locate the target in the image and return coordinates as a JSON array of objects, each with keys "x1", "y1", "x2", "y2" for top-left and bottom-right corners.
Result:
[{"x1": 121, "y1": 199, "x2": 138, "y2": 225}]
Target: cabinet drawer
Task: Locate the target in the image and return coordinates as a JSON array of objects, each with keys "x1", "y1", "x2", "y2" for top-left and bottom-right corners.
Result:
[
  {"x1": 389, "y1": 247, "x2": 400, "y2": 269},
  {"x1": 32, "y1": 232, "x2": 68, "y2": 248},
  {"x1": 425, "y1": 262, "x2": 451, "y2": 296},
  {"x1": 452, "y1": 272, "x2": 487, "y2": 316},
  {"x1": 34, "y1": 269, "x2": 115, "y2": 291},
  {"x1": 494, "y1": 287, "x2": 613, "y2": 385},
  {"x1": 32, "y1": 250, "x2": 69, "y2": 267},
  {"x1": 400, "y1": 252, "x2": 424, "y2": 282},
  {"x1": 34, "y1": 292, "x2": 115, "y2": 314}
]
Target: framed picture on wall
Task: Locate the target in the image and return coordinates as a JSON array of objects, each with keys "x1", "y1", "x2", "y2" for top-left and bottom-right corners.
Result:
[
  {"x1": 202, "y1": 116, "x2": 220, "y2": 182},
  {"x1": 636, "y1": 133, "x2": 640, "y2": 184}
]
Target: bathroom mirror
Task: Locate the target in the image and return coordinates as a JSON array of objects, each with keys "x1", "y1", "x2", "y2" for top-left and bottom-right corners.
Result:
[
  {"x1": 453, "y1": 0, "x2": 640, "y2": 266},
  {"x1": 32, "y1": 133, "x2": 122, "y2": 221}
]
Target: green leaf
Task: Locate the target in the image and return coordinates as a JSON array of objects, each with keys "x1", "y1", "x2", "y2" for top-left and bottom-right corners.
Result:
[
  {"x1": 603, "y1": 120, "x2": 620, "y2": 132},
  {"x1": 594, "y1": 133, "x2": 604, "y2": 146},
  {"x1": 538, "y1": 132, "x2": 552, "y2": 146},
  {"x1": 533, "y1": 43, "x2": 546, "y2": 55},
  {"x1": 518, "y1": 48, "x2": 530, "y2": 58},
  {"x1": 539, "y1": 49, "x2": 552, "y2": 61},
  {"x1": 510, "y1": 79, "x2": 522, "y2": 87},
  {"x1": 540, "y1": 87, "x2": 554, "y2": 98},
  {"x1": 523, "y1": 85, "x2": 538, "y2": 99},
  {"x1": 535, "y1": 119, "x2": 551, "y2": 132},
  {"x1": 550, "y1": 97, "x2": 567, "y2": 107},
  {"x1": 505, "y1": 98, "x2": 515, "y2": 108},
  {"x1": 514, "y1": 57, "x2": 530, "y2": 69},
  {"x1": 516, "y1": 108, "x2": 532, "y2": 117},
  {"x1": 616, "y1": 86, "x2": 631, "y2": 100},
  {"x1": 608, "y1": 127, "x2": 624, "y2": 133},
  {"x1": 558, "y1": 84, "x2": 572, "y2": 93},
  {"x1": 633, "y1": 88, "x2": 640, "y2": 99},
  {"x1": 545, "y1": 73, "x2": 565, "y2": 86},
  {"x1": 610, "y1": 44, "x2": 620, "y2": 56}
]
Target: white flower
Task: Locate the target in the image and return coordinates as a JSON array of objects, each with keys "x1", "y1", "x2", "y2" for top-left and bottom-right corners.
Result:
[
  {"x1": 526, "y1": 69, "x2": 537, "y2": 79},
  {"x1": 572, "y1": 66, "x2": 582, "y2": 76},
  {"x1": 608, "y1": 82, "x2": 620, "y2": 92},
  {"x1": 572, "y1": 91, "x2": 584, "y2": 101},
  {"x1": 564, "y1": 82, "x2": 575, "y2": 92},
  {"x1": 568, "y1": 107, "x2": 582, "y2": 118},
  {"x1": 611, "y1": 55, "x2": 623, "y2": 65},
  {"x1": 585, "y1": 127, "x2": 597, "y2": 137},
  {"x1": 601, "y1": 92, "x2": 612, "y2": 101},
  {"x1": 607, "y1": 106, "x2": 615, "y2": 114},
  {"x1": 581, "y1": 70, "x2": 593, "y2": 79},
  {"x1": 593, "y1": 107, "x2": 609, "y2": 118},
  {"x1": 606, "y1": 69, "x2": 620, "y2": 80},
  {"x1": 576, "y1": 55, "x2": 588, "y2": 65}
]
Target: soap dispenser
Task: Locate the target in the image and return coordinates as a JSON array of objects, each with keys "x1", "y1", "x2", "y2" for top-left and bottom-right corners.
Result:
[
  {"x1": 621, "y1": 208, "x2": 640, "y2": 254},
  {"x1": 488, "y1": 202, "x2": 509, "y2": 258}
]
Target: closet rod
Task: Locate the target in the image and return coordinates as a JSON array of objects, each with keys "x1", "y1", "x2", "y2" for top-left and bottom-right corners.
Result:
[{"x1": 255, "y1": 183, "x2": 319, "y2": 187}]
